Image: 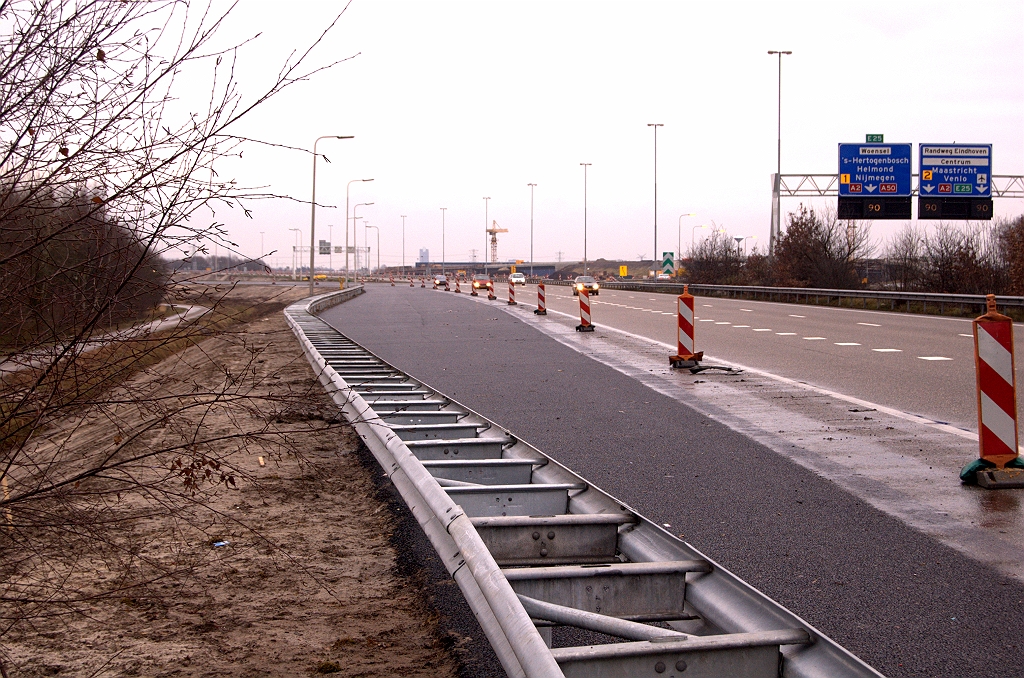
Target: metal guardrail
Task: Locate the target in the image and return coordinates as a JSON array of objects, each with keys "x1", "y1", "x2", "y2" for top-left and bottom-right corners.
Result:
[
  {"x1": 547, "y1": 280, "x2": 1024, "y2": 315},
  {"x1": 285, "y1": 286, "x2": 886, "y2": 678}
]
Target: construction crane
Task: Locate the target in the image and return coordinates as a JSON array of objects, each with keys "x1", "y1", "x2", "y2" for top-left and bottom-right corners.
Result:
[{"x1": 486, "y1": 220, "x2": 508, "y2": 263}]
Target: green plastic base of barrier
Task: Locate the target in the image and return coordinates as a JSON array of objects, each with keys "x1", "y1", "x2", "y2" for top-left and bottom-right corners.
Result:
[{"x1": 960, "y1": 457, "x2": 1024, "y2": 485}]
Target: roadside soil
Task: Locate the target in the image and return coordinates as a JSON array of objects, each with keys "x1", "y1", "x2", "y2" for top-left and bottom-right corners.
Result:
[{"x1": 1, "y1": 285, "x2": 461, "y2": 677}]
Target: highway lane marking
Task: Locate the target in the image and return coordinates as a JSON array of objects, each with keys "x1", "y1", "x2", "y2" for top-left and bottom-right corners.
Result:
[
  {"x1": 740, "y1": 309, "x2": 753, "y2": 312},
  {"x1": 858, "y1": 322, "x2": 881, "y2": 327},
  {"x1": 715, "y1": 322, "x2": 731, "y2": 325},
  {"x1": 959, "y1": 334, "x2": 973, "y2": 337},
  {"x1": 918, "y1": 356, "x2": 953, "y2": 361},
  {"x1": 835, "y1": 342, "x2": 861, "y2": 346},
  {"x1": 753, "y1": 328, "x2": 772, "y2": 332},
  {"x1": 776, "y1": 332, "x2": 796, "y2": 336},
  {"x1": 803, "y1": 337, "x2": 826, "y2": 340},
  {"x1": 506, "y1": 300, "x2": 989, "y2": 448},
  {"x1": 486, "y1": 299, "x2": 1017, "y2": 457},
  {"x1": 698, "y1": 319, "x2": 715, "y2": 322},
  {"x1": 702, "y1": 304, "x2": 713, "y2": 307},
  {"x1": 661, "y1": 312, "x2": 674, "y2": 316},
  {"x1": 733, "y1": 325, "x2": 750, "y2": 328},
  {"x1": 789, "y1": 314, "x2": 806, "y2": 318},
  {"x1": 872, "y1": 348, "x2": 902, "y2": 352}
]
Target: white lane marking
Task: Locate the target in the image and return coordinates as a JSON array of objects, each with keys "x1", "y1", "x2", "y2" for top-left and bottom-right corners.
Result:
[
  {"x1": 715, "y1": 322, "x2": 731, "y2": 325},
  {"x1": 858, "y1": 322, "x2": 881, "y2": 327},
  {"x1": 835, "y1": 342, "x2": 861, "y2": 346},
  {"x1": 702, "y1": 304, "x2": 713, "y2": 307},
  {"x1": 512, "y1": 301, "x2": 993, "y2": 448},
  {"x1": 628, "y1": 296, "x2": 636, "y2": 299},
  {"x1": 733, "y1": 325, "x2": 751, "y2": 328},
  {"x1": 698, "y1": 319, "x2": 715, "y2": 323},
  {"x1": 803, "y1": 337, "x2": 826, "y2": 340},
  {"x1": 789, "y1": 314, "x2": 806, "y2": 318},
  {"x1": 918, "y1": 356, "x2": 953, "y2": 361},
  {"x1": 753, "y1": 328, "x2": 772, "y2": 332},
  {"x1": 662, "y1": 312, "x2": 674, "y2": 316},
  {"x1": 776, "y1": 332, "x2": 796, "y2": 336},
  {"x1": 959, "y1": 333, "x2": 973, "y2": 338},
  {"x1": 740, "y1": 309, "x2": 753, "y2": 312},
  {"x1": 873, "y1": 348, "x2": 902, "y2": 353}
]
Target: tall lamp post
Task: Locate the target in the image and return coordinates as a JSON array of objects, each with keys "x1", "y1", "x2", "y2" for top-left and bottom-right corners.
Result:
[
  {"x1": 328, "y1": 224, "x2": 333, "y2": 273},
  {"x1": 440, "y1": 207, "x2": 447, "y2": 276},
  {"x1": 482, "y1": 197, "x2": 490, "y2": 274},
  {"x1": 365, "y1": 224, "x2": 379, "y2": 273},
  {"x1": 767, "y1": 50, "x2": 791, "y2": 256},
  {"x1": 345, "y1": 178, "x2": 374, "y2": 273},
  {"x1": 527, "y1": 183, "x2": 536, "y2": 278},
  {"x1": 309, "y1": 135, "x2": 353, "y2": 295},
  {"x1": 647, "y1": 123, "x2": 663, "y2": 270},
  {"x1": 288, "y1": 227, "x2": 301, "y2": 280},
  {"x1": 677, "y1": 212, "x2": 696, "y2": 260},
  {"x1": 351, "y1": 202, "x2": 372, "y2": 272},
  {"x1": 580, "y1": 163, "x2": 591, "y2": 275},
  {"x1": 400, "y1": 215, "x2": 407, "y2": 275},
  {"x1": 692, "y1": 224, "x2": 708, "y2": 248}
]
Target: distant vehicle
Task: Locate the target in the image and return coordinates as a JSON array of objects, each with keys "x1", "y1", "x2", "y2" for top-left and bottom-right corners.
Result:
[
  {"x1": 433, "y1": 274, "x2": 448, "y2": 285},
  {"x1": 314, "y1": 274, "x2": 328, "y2": 280},
  {"x1": 471, "y1": 274, "x2": 494, "y2": 292},
  {"x1": 572, "y1": 275, "x2": 599, "y2": 296},
  {"x1": 656, "y1": 272, "x2": 672, "y2": 280},
  {"x1": 508, "y1": 272, "x2": 527, "y2": 286}
]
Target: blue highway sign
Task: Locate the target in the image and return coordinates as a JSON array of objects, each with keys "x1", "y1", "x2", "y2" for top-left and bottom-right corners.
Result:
[
  {"x1": 919, "y1": 144, "x2": 992, "y2": 197},
  {"x1": 838, "y1": 143, "x2": 912, "y2": 197}
]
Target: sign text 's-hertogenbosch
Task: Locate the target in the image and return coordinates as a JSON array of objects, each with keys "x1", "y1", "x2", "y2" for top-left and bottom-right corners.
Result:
[
  {"x1": 919, "y1": 144, "x2": 992, "y2": 196},
  {"x1": 838, "y1": 143, "x2": 913, "y2": 196}
]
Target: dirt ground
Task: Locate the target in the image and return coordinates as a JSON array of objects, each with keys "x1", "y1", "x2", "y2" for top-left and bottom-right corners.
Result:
[{"x1": 1, "y1": 285, "x2": 461, "y2": 677}]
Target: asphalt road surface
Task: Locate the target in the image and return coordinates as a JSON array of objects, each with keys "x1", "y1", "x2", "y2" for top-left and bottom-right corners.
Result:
[
  {"x1": 321, "y1": 285, "x2": 1024, "y2": 678},
  {"x1": 539, "y1": 283, "x2": 1024, "y2": 432}
]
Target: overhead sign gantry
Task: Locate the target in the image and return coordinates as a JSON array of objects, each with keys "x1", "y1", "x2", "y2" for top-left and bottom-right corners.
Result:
[
  {"x1": 837, "y1": 142, "x2": 913, "y2": 219},
  {"x1": 918, "y1": 143, "x2": 993, "y2": 220}
]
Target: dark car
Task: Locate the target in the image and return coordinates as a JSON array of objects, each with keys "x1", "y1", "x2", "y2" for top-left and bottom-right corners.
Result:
[
  {"x1": 471, "y1": 274, "x2": 494, "y2": 292},
  {"x1": 572, "y1": 275, "x2": 600, "y2": 296}
]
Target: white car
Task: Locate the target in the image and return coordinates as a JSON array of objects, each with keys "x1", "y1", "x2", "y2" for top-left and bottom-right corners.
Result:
[{"x1": 508, "y1": 273, "x2": 527, "y2": 286}]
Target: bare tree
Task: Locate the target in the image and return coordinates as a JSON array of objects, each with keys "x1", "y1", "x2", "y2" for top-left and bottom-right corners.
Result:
[
  {"x1": 998, "y1": 215, "x2": 1024, "y2": 295},
  {"x1": 773, "y1": 204, "x2": 872, "y2": 289},
  {"x1": 919, "y1": 223, "x2": 1006, "y2": 294},
  {"x1": 0, "y1": 0, "x2": 353, "y2": 655},
  {"x1": 686, "y1": 226, "x2": 742, "y2": 284},
  {"x1": 882, "y1": 225, "x2": 924, "y2": 291}
]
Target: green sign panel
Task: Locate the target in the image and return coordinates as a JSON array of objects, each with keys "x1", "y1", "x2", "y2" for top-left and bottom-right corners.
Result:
[
  {"x1": 661, "y1": 252, "x2": 675, "y2": 275},
  {"x1": 865, "y1": 134, "x2": 884, "y2": 143}
]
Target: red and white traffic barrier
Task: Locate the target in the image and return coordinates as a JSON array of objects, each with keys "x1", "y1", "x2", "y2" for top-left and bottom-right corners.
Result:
[
  {"x1": 575, "y1": 288, "x2": 594, "y2": 332},
  {"x1": 444, "y1": 278, "x2": 450, "y2": 291},
  {"x1": 432, "y1": 278, "x2": 438, "y2": 290},
  {"x1": 975, "y1": 295, "x2": 1019, "y2": 466},
  {"x1": 421, "y1": 278, "x2": 426, "y2": 288},
  {"x1": 455, "y1": 279, "x2": 462, "y2": 293},
  {"x1": 534, "y1": 282, "x2": 547, "y2": 315},
  {"x1": 508, "y1": 280, "x2": 517, "y2": 305},
  {"x1": 670, "y1": 285, "x2": 704, "y2": 368},
  {"x1": 390, "y1": 275, "x2": 395, "y2": 286},
  {"x1": 409, "y1": 276, "x2": 414, "y2": 287}
]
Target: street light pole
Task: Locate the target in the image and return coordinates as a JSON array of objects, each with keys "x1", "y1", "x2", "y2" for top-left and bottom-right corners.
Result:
[
  {"x1": 648, "y1": 123, "x2": 663, "y2": 272},
  {"x1": 767, "y1": 50, "x2": 791, "y2": 256},
  {"x1": 400, "y1": 215, "x2": 407, "y2": 275},
  {"x1": 527, "y1": 183, "x2": 536, "y2": 278},
  {"x1": 309, "y1": 135, "x2": 353, "y2": 295},
  {"x1": 692, "y1": 224, "x2": 708, "y2": 248},
  {"x1": 289, "y1": 227, "x2": 301, "y2": 280},
  {"x1": 365, "y1": 224, "x2": 380, "y2": 273},
  {"x1": 580, "y1": 163, "x2": 591, "y2": 275},
  {"x1": 482, "y1": 197, "x2": 490, "y2": 274},
  {"x1": 345, "y1": 178, "x2": 374, "y2": 274},
  {"x1": 328, "y1": 224, "x2": 333, "y2": 273},
  {"x1": 677, "y1": 212, "x2": 696, "y2": 260},
  {"x1": 351, "y1": 202, "x2": 373, "y2": 272},
  {"x1": 440, "y1": 207, "x2": 447, "y2": 276}
]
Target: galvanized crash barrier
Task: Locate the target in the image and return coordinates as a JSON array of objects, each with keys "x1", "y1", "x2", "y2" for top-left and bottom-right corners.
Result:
[{"x1": 286, "y1": 287, "x2": 885, "y2": 678}]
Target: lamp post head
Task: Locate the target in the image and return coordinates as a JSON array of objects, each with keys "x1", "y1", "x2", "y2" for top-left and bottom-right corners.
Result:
[
  {"x1": 362, "y1": 178, "x2": 374, "y2": 182},
  {"x1": 647, "y1": 123, "x2": 664, "y2": 127},
  {"x1": 335, "y1": 135, "x2": 354, "y2": 139},
  {"x1": 767, "y1": 50, "x2": 793, "y2": 55}
]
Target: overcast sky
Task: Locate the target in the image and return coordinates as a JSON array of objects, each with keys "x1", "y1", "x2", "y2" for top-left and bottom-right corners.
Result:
[{"x1": 204, "y1": 0, "x2": 1024, "y2": 270}]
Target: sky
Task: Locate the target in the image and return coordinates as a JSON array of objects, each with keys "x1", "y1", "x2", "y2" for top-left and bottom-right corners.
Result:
[{"x1": 196, "y1": 0, "x2": 1024, "y2": 271}]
